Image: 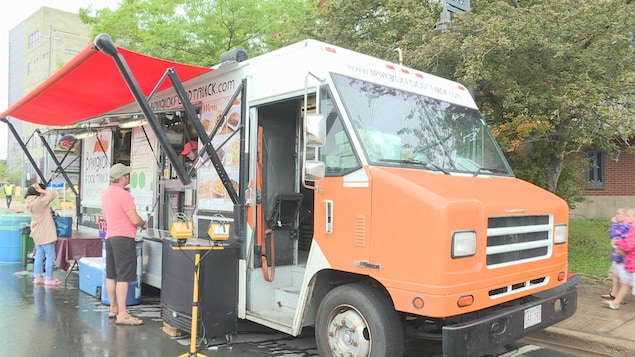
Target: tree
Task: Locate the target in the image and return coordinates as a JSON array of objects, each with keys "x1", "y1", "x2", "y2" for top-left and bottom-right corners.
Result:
[
  {"x1": 297, "y1": 0, "x2": 635, "y2": 206},
  {"x1": 1, "y1": 157, "x2": 24, "y2": 186},
  {"x1": 288, "y1": 0, "x2": 441, "y2": 64},
  {"x1": 80, "y1": 0, "x2": 315, "y2": 67},
  {"x1": 416, "y1": 0, "x2": 635, "y2": 205},
  {"x1": 0, "y1": 160, "x2": 7, "y2": 182}
]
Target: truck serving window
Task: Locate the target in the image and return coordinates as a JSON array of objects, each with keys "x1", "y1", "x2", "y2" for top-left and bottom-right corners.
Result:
[{"x1": 331, "y1": 73, "x2": 513, "y2": 176}]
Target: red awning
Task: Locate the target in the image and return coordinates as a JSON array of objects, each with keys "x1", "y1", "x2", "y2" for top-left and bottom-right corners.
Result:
[{"x1": 0, "y1": 44, "x2": 212, "y2": 126}]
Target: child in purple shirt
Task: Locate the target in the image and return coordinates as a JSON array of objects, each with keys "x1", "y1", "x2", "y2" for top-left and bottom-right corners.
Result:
[{"x1": 602, "y1": 208, "x2": 632, "y2": 301}]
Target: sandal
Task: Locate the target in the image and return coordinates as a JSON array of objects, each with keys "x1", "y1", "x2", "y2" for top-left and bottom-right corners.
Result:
[
  {"x1": 603, "y1": 301, "x2": 619, "y2": 310},
  {"x1": 108, "y1": 310, "x2": 118, "y2": 319},
  {"x1": 44, "y1": 278, "x2": 61, "y2": 286},
  {"x1": 601, "y1": 293, "x2": 616, "y2": 300},
  {"x1": 33, "y1": 277, "x2": 44, "y2": 284},
  {"x1": 115, "y1": 315, "x2": 143, "y2": 326}
]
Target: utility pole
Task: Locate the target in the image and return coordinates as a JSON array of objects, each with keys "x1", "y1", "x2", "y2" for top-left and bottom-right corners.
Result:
[
  {"x1": 434, "y1": 0, "x2": 471, "y2": 32},
  {"x1": 43, "y1": 25, "x2": 87, "y2": 76},
  {"x1": 48, "y1": 24, "x2": 54, "y2": 76}
]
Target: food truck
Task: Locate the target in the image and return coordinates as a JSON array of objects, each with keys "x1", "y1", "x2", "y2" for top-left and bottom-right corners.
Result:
[{"x1": 1, "y1": 34, "x2": 578, "y2": 356}]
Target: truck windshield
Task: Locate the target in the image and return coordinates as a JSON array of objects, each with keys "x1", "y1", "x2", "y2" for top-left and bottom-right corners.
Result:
[{"x1": 331, "y1": 73, "x2": 513, "y2": 176}]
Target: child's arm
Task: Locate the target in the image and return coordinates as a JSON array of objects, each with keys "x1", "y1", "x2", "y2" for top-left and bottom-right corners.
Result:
[
  {"x1": 615, "y1": 230, "x2": 635, "y2": 252},
  {"x1": 618, "y1": 223, "x2": 632, "y2": 238},
  {"x1": 609, "y1": 222, "x2": 622, "y2": 238}
]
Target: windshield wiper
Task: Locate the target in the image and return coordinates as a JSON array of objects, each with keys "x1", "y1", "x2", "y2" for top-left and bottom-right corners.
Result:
[
  {"x1": 379, "y1": 159, "x2": 450, "y2": 175},
  {"x1": 472, "y1": 167, "x2": 510, "y2": 177}
]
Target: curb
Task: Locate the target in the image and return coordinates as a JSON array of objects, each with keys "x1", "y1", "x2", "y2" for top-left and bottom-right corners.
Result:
[{"x1": 529, "y1": 326, "x2": 635, "y2": 356}]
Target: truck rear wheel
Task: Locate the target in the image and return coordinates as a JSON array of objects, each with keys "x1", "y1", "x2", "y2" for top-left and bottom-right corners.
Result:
[{"x1": 315, "y1": 283, "x2": 404, "y2": 357}]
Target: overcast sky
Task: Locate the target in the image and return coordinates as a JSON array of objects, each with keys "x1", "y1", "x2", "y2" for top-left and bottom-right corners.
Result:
[{"x1": 0, "y1": 0, "x2": 120, "y2": 160}]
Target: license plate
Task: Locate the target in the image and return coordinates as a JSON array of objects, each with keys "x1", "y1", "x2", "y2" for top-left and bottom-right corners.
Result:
[{"x1": 524, "y1": 305, "x2": 542, "y2": 329}]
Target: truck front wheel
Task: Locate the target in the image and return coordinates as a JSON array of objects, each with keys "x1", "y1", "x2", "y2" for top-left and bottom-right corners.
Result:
[{"x1": 315, "y1": 283, "x2": 404, "y2": 357}]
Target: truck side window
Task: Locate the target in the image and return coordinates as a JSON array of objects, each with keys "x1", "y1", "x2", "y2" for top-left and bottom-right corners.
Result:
[{"x1": 320, "y1": 112, "x2": 360, "y2": 176}]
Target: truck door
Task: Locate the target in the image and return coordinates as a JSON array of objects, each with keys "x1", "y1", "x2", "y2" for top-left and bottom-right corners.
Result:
[
  {"x1": 256, "y1": 98, "x2": 310, "y2": 273},
  {"x1": 311, "y1": 99, "x2": 372, "y2": 273}
]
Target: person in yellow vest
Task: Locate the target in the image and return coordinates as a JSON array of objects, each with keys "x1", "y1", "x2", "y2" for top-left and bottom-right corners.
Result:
[{"x1": 4, "y1": 181, "x2": 15, "y2": 208}]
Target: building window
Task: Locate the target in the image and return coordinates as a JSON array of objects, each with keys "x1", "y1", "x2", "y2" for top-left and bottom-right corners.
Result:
[
  {"x1": 27, "y1": 62, "x2": 32, "y2": 75},
  {"x1": 65, "y1": 49, "x2": 80, "y2": 56},
  {"x1": 28, "y1": 31, "x2": 40, "y2": 48},
  {"x1": 586, "y1": 150, "x2": 604, "y2": 188}
]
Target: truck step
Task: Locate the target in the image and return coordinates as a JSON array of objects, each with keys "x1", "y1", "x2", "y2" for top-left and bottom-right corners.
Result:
[
  {"x1": 275, "y1": 286, "x2": 300, "y2": 314},
  {"x1": 247, "y1": 309, "x2": 294, "y2": 334}
]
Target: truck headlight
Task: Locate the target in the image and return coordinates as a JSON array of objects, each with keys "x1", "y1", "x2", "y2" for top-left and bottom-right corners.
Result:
[
  {"x1": 554, "y1": 224, "x2": 568, "y2": 244},
  {"x1": 452, "y1": 230, "x2": 477, "y2": 258}
]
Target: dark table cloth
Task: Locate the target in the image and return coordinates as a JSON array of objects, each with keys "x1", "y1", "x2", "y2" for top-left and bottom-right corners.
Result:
[{"x1": 55, "y1": 231, "x2": 103, "y2": 271}]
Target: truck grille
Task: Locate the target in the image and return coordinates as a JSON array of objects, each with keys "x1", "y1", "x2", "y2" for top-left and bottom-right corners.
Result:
[{"x1": 486, "y1": 215, "x2": 552, "y2": 268}]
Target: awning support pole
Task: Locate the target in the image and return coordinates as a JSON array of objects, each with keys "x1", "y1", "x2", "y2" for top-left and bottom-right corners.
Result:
[
  {"x1": 0, "y1": 117, "x2": 47, "y2": 183},
  {"x1": 93, "y1": 33, "x2": 191, "y2": 186},
  {"x1": 165, "y1": 69, "x2": 240, "y2": 205},
  {"x1": 36, "y1": 129, "x2": 81, "y2": 223},
  {"x1": 166, "y1": 70, "x2": 247, "y2": 242}
]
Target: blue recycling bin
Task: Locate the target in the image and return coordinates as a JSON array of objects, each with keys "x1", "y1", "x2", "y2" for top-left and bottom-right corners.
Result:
[
  {"x1": 0, "y1": 212, "x2": 32, "y2": 263},
  {"x1": 101, "y1": 240, "x2": 143, "y2": 306}
]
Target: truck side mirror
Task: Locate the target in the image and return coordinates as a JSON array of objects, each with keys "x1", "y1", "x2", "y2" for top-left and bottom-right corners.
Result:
[
  {"x1": 303, "y1": 114, "x2": 326, "y2": 188},
  {"x1": 304, "y1": 160, "x2": 325, "y2": 182},
  {"x1": 306, "y1": 114, "x2": 326, "y2": 147}
]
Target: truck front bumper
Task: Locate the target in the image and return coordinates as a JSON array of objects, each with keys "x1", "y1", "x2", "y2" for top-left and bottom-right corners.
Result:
[{"x1": 442, "y1": 275, "x2": 579, "y2": 357}]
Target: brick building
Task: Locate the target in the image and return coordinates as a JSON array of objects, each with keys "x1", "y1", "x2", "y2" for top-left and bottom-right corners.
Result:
[{"x1": 571, "y1": 149, "x2": 635, "y2": 219}]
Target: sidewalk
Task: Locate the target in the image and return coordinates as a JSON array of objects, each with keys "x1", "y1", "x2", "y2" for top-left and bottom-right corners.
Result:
[{"x1": 527, "y1": 276, "x2": 635, "y2": 355}]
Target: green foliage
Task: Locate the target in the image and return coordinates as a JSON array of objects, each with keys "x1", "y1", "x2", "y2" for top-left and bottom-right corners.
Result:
[
  {"x1": 80, "y1": 0, "x2": 315, "y2": 66},
  {"x1": 417, "y1": 0, "x2": 635, "y2": 198},
  {"x1": 288, "y1": 0, "x2": 440, "y2": 65},
  {"x1": 1, "y1": 158, "x2": 24, "y2": 185},
  {"x1": 569, "y1": 218, "x2": 613, "y2": 278},
  {"x1": 0, "y1": 160, "x2": 7, "y2": 181}
]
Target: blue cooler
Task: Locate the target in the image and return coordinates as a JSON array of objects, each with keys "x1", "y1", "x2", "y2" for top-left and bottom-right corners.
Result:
[
  {"x1": 79, "y1": 257, "x2": 103, "y2": 298},
  {"x1": 0, "y1": 213, "x2": 32, "y2": 263},
  {"x1": 101, "y1": 240, "x2": 143, "y2": 306}
]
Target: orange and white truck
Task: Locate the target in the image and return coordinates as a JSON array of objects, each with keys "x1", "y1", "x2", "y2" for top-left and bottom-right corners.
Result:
[{"x1": 20, "y1": 34, "x2": 579, "y2": 356}]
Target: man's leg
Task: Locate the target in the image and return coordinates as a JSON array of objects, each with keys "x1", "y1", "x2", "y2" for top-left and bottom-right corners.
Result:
[
  {"x1": 116, "y1": 281, "x2": 129, "y2": 317},
  {"x1": 106, "y1": 278, "x2": 118, "y2": 315},
  {"x1": 105, "y1": 238, "x2": 119, "y2": 316}
]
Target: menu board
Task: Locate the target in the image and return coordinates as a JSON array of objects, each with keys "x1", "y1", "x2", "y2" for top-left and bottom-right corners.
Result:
[
  {"x1": 197, "y1": 97, "x2": 241, "y2": 212},
  {"x1": 80, "y1": 131, "x2": 113, "y2": 209},
  {"x1": 130, "y1": 124, "x2": 159, "y2": 211}
]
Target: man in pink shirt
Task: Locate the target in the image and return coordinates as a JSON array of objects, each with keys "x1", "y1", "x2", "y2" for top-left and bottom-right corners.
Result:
[{"x1": 102, "y1": 163, "x2": 147, "y2": 325}]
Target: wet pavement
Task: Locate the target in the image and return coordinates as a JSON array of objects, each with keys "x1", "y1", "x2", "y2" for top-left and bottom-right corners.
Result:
[
  {"x1": 0, "y1": 259, "x2": 568, "y2": 357},
  {"x1": 0, "y1": 263, "x2": 319, "y2": 357}
]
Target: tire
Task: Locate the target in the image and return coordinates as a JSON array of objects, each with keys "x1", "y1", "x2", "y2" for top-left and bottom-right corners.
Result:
[{"x1": 315, "y1": 283, "x2": 404, "y2": 357}]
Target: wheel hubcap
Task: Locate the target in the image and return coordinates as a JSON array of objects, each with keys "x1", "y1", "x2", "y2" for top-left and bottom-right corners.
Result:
[{"x1": 327, "y1": 305, "x2": 371, "y2": 356}]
